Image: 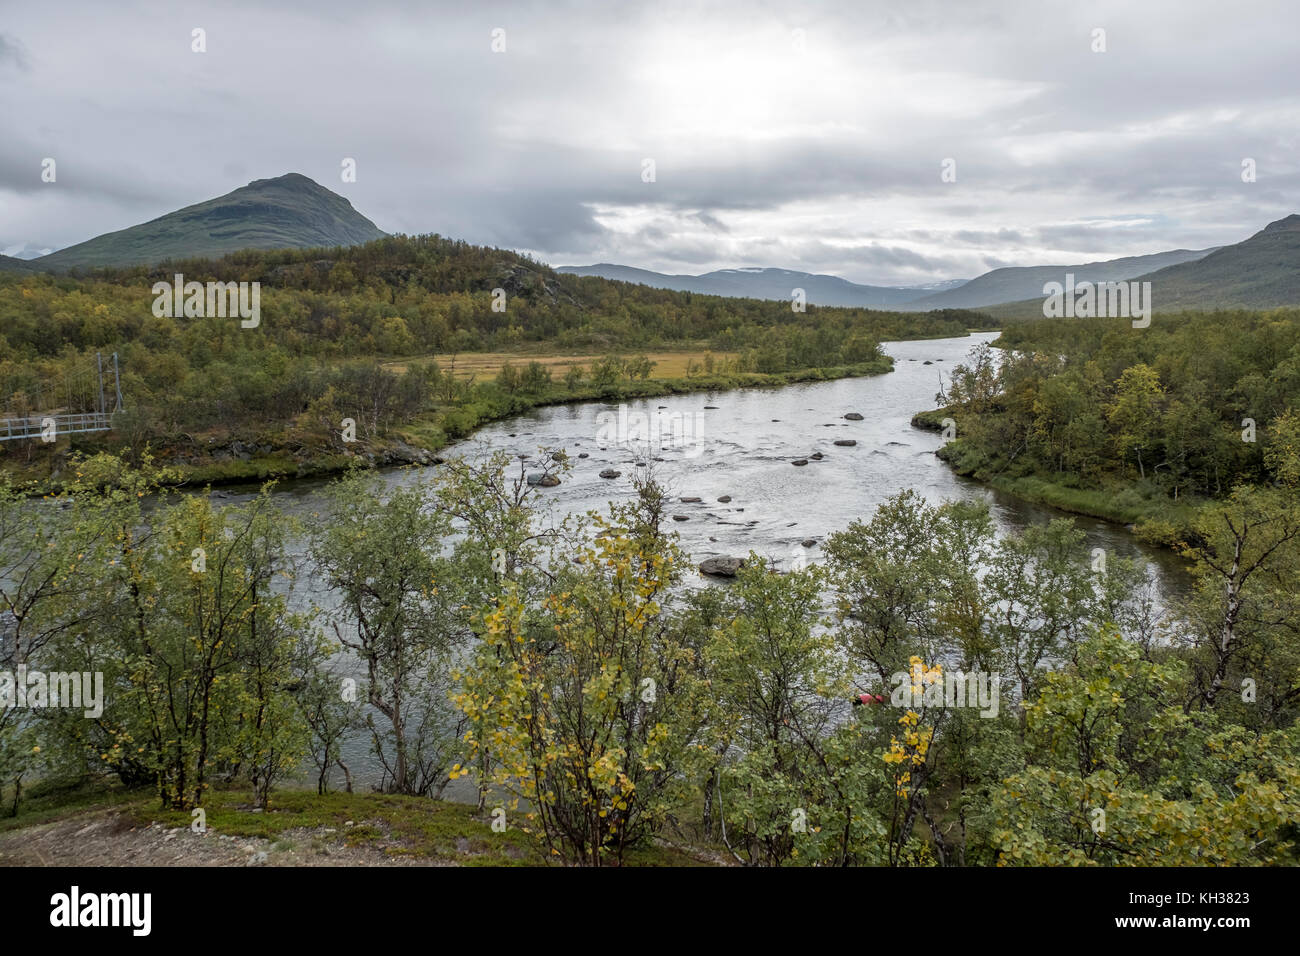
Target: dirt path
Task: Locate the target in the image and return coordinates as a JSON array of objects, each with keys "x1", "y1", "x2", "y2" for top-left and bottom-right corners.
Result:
[{"x1": 0, "y1": 806, "x2": 439, "y2": 867}]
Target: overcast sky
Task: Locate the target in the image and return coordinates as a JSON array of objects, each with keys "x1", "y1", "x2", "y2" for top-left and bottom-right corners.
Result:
[{"x1": 1, "y1": 0, "x2": 1297, "y2": 285}]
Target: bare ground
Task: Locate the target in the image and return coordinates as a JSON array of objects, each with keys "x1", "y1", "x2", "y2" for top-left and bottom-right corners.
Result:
[{"x1": 0, "y1": 805, "x2": 443, "y2": 867}]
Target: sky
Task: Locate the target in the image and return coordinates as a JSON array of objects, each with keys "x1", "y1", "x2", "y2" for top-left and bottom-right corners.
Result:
[{"x1": 1, "y1": 0, "x2": 1297, "y2": 286}]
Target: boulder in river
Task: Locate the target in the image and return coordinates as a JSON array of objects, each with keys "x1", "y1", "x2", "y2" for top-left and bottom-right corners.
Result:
[
  {"x1": 844, "y1": 412, "x2": 864, "y2": 421},
  {"x1": 717, "y1": 495, "x2": 732, "y2": 503},
  {"x1": 527, "y1": 472, "x2": 560, "y2": 487},
  {"x1": 673, "y1": 515, "x2": 690, "y2": 522},
  {"x1": 578, "y1": 452, "x2": 589, "y2": 458},
  {"x1": 792, "y1": 459, "x2": 809, "y2": 466},
  {"x1": 699, "y1": 556, "x2": 745, "y2": 577},
  {"x1": 680, "y1": 496, "x2": 703, "y2": 503},
  {"x1": 391, "y1": 441, "x2": 431, "y2": 465},
  {"x1": 809, "y1": 452, "x2": 824, "y2": 460},
  {"x1": 801, "y1": 538, "x2": 817, "y2": 548},
  {"x1": 834, "y1": 439, "x2": 858, "y2": 447},
  {"x1": 599, "y1": 469, "x2": 621, "y2": 479}
]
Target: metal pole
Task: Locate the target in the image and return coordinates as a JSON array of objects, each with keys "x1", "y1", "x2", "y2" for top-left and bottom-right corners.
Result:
[
  {"x1": 96, "y1": 352, "x2": 107, "y2": 417},
  {"x1": 112, "y1": 353, "x2": 124, "y2": 411}
]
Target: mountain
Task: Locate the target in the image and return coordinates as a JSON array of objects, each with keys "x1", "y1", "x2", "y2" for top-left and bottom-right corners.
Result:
[
  {"x1": 1133, "y1": 214, "x2": 1300, "y2": 310},
  {"x1": 34, "y1": 173, "x2": 387, "y2": 271},
  {"x1": 900, "y1": 247, "x2": 1217, "y2": 311},
  {"x1": 557, "y1": 264, "x2": 968, "y2": 308},
  {"x1": 3, "y1": 242, "x2": 54, "y2": 260},
  {"x1": 973, "y1": 215, "x2": 1300, "y2": 319},
  {"x1": 0, "y1": 255, "x2": 40, "y2": 274}
]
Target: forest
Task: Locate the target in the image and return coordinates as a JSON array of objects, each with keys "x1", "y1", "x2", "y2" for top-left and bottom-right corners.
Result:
[
  {"x1": 0, "y1": 235, "x2": 990, "y2": 483},
  {"x1": 929, "y1": 308, "x2": 1300, "y2": 543}
]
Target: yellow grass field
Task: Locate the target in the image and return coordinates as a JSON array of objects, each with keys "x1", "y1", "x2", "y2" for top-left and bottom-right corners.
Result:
[{"x1": 383, "y1": 350, "x2": 738, "y2": 381}]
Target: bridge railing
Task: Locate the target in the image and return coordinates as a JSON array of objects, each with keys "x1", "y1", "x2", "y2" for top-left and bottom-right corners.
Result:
[{"x1": 0, "y1": 412, "x2": 115, "y2": 442}]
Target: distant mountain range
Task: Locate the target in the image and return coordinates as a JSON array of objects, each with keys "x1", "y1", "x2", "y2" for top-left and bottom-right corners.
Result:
[
  {"x1": 556, "y1": 264, "x2": 969, "y2": 308},
  {"x1": 23, "y1": 173, "x2": 386, "y2": 272},
  {"x1": 563, "y1": 223, "x2": 1298, "y2": 313},
  {"x1": 3, "y1": 242, "x2": 53, "y2": 260},
  {"x1": 980, "y1": 215, "x2": 1300, "y2": 319},
  {"x1": 4, "y1": 173, "x2": 1294, "y2": 314},
  {"x1": 899, "y1": 248, "x2": 1218, "y2": 311}
]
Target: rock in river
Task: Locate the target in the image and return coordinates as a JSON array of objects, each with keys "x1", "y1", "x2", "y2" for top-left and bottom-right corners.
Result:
[
  {"x1": 526, "y1": 472, "x2": 560, "y2": 487},
  {"x1": 844, "y1": 412, "x2": 864, "y2": 421},
  {"x1": 599, "y1": 469, "x2": 621, "y2": 479},
  {"x1": 699, "y1": 556, "x2": 745, "y2": 577}
]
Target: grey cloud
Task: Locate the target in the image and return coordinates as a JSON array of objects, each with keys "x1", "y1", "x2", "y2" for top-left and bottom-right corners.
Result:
[
  {"x1": 0, "y1": 34, "x2": 28, "y2": 70},
  {"x1": 693, "y1": 211, "x2": 730, "y2": 232}
]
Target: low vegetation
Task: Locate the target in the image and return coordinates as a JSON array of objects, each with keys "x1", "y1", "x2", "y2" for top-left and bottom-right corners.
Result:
[{"x1": 3, "y1": 446, "x2": 1297, "y2": 866}]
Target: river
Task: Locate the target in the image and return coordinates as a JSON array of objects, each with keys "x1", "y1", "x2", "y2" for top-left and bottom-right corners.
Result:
[
  {"x1": 214, "y1": 330, "x2": 1189, "y2": 789},
  {"x1": 263, "y1": 330, "x2": 1185, "y2": 585}
]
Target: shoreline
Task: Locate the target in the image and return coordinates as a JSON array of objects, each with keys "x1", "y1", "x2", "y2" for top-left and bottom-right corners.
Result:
[{"x1": 910, "y1": 407, "x2": 1201, "y2": 548}]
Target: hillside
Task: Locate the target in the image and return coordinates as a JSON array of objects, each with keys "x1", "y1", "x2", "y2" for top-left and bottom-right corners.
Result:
[
  {"x1": 0, "y1": 255, "x2": 40, "y2": 274},
  {"x1": 34, "y1": 173, "x2": 387, "y2": 271},
  {"x1": 974, "y1": 214, "x2": 1300, "y2": 319},
  {"x1": 558, "y1": 263, "x2": 967, "y2": 308},
  {"x1": 1133, "y1": 214, "x2": 1300, "y2": 310},
  {"x1": 902, "y1": 247, "x2": 1216, "y2": 310}
]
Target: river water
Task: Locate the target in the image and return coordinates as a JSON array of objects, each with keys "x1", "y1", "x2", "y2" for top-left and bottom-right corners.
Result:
[
  {"x1": 216, "y1": 330, "x2": 1189, "y2": 789},
  {"x1": 264, "y1": 330, "x2": 1185, "y2": 583}
]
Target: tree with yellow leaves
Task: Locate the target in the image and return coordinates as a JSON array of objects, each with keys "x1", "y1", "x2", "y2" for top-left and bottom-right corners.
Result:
[{"x1": 452, "y1": 478, "x2": 710, "y2": 865}]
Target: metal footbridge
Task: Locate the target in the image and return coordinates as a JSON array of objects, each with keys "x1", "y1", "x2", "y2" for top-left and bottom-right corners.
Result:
[{"x1": 0, "y1": 352, "x2": 124, "y2": 442}]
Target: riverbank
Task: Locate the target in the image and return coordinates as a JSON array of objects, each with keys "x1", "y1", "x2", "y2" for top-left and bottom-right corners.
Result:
[{"x1": 911, "y1": 406, "x2": 1202, "y2": 546}]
